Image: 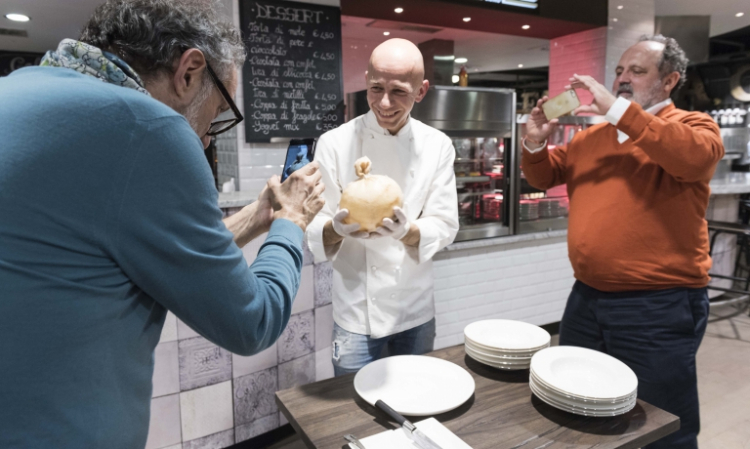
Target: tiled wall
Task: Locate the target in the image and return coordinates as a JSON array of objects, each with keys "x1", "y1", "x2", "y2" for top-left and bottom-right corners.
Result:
[
  {"x1": 548, "y1": 27, "x2": 607, "y2": 104},
  {"x1": 145, "y1": 233, "x2": 334, "y2": 449},
  {"x1": 432, "y1": 237, "x2": 574, "y2": 350}
]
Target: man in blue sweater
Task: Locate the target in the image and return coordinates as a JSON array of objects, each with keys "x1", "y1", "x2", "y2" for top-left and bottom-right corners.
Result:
[{"x1": 0, "y1": 1, "x2": 325, "y2": 448}]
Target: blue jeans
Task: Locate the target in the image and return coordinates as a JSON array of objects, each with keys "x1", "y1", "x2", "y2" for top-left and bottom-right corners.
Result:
[
  {"x1": 332, "y1": 319, "x2": 436, "y2": 377},
  {"x1": 560, "y1": 281, "x2": 709, "y2": 449}
]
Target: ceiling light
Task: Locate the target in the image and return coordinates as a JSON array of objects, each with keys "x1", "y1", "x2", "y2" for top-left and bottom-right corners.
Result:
[
  {"x1": 455, "y1": 57, "x2": 468, "y2": 64},
  {"x1": 522, "y1": 24, "x2": 530, "y2": 30},
  {"x1": 394, "y1": 7, "x2": 403, "y2": 13},
  {"x1": 613, "y1": 18, "x2": 618, "y2": 22},
  {"x1": 518, "y1": 64, "x2": 524, "y2": 68},
  {"x1": 383, "y1": 31, "x2": 390, "y2": 36},
  {"x1": 5, "y1": 13, "x2": 30, "y2": 22},
  {"x1": 617, "y1": 5, "x2": 623, "y2": 9},
  {"x1": 737, "y1": 12, "x2": 745, "y2": 17},
  {"x1": 452, "y1": 75, "x2": 460, "y2": 83},
  {"x1": 463, "y1": 17, "x2": 471, "y2": 22}
]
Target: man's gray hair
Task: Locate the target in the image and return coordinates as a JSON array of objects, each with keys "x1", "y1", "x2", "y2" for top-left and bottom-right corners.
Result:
[
  {"x1": 79, "y1": 0, "x2": 246, "y2": 85},
  {"x1": 638, "y1": 34, "x2": 689, "y2": 91}
]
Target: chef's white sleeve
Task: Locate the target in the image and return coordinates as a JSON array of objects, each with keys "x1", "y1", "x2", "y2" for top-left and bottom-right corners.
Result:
[
  {"x1": 413, "y1": 136, "x2": 459, "y2": 263},
  {"x1": 306, "y1": 135, "x2": 344, "y2": 263}
]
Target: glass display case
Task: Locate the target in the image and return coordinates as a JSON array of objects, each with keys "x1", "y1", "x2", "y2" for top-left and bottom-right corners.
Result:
[
  {"x1": 514, "y1": 115, "x2": 606, "y2": 234},
  {"x1": 409, "y1": 87, "x2": 516, "y2": 242}
]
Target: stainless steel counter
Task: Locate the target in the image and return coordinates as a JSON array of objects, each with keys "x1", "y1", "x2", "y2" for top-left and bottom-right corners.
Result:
[{"x1": 710, "y1": 173, "x2": 750, "y2": 195}]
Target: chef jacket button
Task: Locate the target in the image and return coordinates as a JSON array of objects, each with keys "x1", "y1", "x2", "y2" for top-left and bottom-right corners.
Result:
[
  {"x1": 372, "y1": 266, "x2": 377, "y2": 271},
  {"x1": 390, "y1": 294, "x2": 395, "y2": 299},
  {"x1": 371, "y1": 297, "x2": 376, "y2": 301},
  {"x1": 395, "y1": 266, "x2": 401, "y2": 271}
]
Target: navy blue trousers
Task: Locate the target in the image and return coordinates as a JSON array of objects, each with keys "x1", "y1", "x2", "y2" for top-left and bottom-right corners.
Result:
[{"x1": 559, "y1": 281, "x2": 709, "y2": 449}]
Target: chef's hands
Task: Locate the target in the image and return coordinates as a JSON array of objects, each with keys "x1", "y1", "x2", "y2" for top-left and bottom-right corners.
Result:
[
  {"x1": 267, "y1": 162, "x2": 325, "y2": 232},
  {"x1": 566, "y1": 74, "x2": 617, "y2": 116},
  {"x1": 331, "y1": 209, "x2": 370, "y2": 239},
  {"x1": 526, "y1": 97, "x2": 559, "y2": 145},
  {"x1": 372, "y1": 207, "x2": 410, "y2": 240}
]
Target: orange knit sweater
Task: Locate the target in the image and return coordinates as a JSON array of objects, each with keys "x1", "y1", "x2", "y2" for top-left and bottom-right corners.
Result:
[{"x1": 523, "y1": 102, "x2": 724, "y2": 292}]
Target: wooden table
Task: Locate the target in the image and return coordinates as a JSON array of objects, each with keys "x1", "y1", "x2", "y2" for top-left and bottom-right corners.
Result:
[{"x1": 276, "y1": 345, "x2": 679, "y2": 449}]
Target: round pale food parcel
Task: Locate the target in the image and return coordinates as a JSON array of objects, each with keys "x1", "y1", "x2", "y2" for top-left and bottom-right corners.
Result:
[{"x1": 339, "y1": 156, "x2": 403, "y2": 233}]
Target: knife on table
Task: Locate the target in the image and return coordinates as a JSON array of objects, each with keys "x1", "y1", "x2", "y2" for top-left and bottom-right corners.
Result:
[{"x1": 375, "y1": 400, "x2": 444, "y2": 449}]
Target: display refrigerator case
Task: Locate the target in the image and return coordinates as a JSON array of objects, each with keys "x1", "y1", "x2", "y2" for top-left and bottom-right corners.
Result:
[
  {"x1": 514, "y1": 115, "x2": 606, "y2": 234},
  {"x1": 348, "y1": 86, "x2": 517, "y2": 242}
]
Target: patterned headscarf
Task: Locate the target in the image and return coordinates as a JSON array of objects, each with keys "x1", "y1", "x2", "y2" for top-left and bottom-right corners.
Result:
[{"x1": 40, "y1": 39, "x2": 151, "y2": 96}]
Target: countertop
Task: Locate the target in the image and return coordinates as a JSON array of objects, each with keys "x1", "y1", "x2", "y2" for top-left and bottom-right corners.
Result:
[
  {"x1": 218, "y1": 191, "x2": 256, "y2": 208},
  {"x1": 442, "y1": 229, "x2": 567, "y2": 253},
  {"x1": 277, "y1": 344, "x2": 680, "y2": 449},
  {"x1": 710, "y1": 173, "x2": 750, "y2": 195}
]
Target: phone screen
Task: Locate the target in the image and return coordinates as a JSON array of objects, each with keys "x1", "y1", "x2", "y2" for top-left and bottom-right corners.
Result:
[{"x1": 281, "y1": 139, "x2": 316, "y2": 182}]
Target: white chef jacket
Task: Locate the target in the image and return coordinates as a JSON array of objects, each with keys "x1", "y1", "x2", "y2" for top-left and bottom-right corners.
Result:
[{"x1": 307, "y1": 110, "x2": 459, "y2": 338}]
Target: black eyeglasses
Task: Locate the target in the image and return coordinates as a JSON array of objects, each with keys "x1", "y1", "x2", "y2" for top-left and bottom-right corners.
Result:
[{"x1": 205, "y1": 63, "x2": 243, "y2": 136}]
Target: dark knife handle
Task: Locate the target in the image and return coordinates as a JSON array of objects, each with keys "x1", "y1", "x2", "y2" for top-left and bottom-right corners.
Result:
[{"x1": 375, "y1": 400, "x2": 407, "y2": 426}]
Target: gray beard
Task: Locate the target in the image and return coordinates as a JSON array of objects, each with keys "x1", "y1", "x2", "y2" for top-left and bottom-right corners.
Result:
[{"x1": 617, "y1": 79, "x2": 667, "y2": 110}]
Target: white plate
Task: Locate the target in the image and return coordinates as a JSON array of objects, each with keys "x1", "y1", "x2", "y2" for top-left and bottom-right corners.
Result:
[
  {"x1": 464, "y1": 320, "x2": 550, "y2": 351},
  {"x1": 466, "y1": 338, "x2": 547, "y2": 356},
  {"x1": 465, "y1": 346, "x2": 532, "y2": 364},
  {"x1": 530, "y1": 375, "x2": 635, "y2": 410},
  {"x1": 465, "y1": 342, "x2": 534, "y2": 360},
  {"x1": 466, "y1": 350, "x2": 530, "y2": 371},
  {"x1": 354, "y1": 355, "x2": 475, "y2": 416},
  {"x1": 531, "y1": 346, "x2": 638, "y2": 400},
  {"x1": 530, "y1": 370, "x2": 636, "y2": 404},
  {"x1": 530, "y1": 381, "x2": 636, "y2": 417}
]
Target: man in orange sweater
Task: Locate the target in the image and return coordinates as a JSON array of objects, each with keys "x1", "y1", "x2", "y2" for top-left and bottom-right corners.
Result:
[{"x1": 524, "y1": 35, "x2": 723, "y2": 449}]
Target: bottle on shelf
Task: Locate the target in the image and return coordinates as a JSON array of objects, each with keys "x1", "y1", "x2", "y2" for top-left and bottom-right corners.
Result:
[{"x1": 458, "y1": 65, "x2": 468, "y2": 87}]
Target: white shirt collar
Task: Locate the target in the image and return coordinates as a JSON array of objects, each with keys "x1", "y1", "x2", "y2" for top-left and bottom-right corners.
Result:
[{"x1": 616, "y1": 98, "x2": 672, "y2": 144}]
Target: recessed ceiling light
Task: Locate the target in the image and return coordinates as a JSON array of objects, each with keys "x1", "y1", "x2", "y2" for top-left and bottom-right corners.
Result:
[
  {"x1": 737, "y1": 12, "x2": 745, "y2": 17},
  {"x1": 522, "y1": 24, "x2": 530, "y2": 30},
  {"x1": 383, "y1": 31, "x2": 390, "y2": 36},
  {"x1": 5, "y1": 13, "x2": 30, "y2": 22},
  {"x1": 452, "y1": 75, "x2": 459, "y2": 83},
  {"x1": 394, "y1": 7, "x2": 403, "y2": 13},
  {"x1": 613, "y1": 18, "x2": 618, "y2": 22},
  {"x1": 518, "y1": 64, "x2": 524, "y2": 68},
  {"x1": 617, "y1": 5, "x2": 623, "y2": 9},
  {"x1": 455, "y1": 57, "x2": 468, "y2": 64},
  {"x1": 463, "y1": 17, "x2": 471, "y2": 22}
]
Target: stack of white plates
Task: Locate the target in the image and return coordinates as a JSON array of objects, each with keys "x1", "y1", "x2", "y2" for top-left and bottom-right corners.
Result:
[
  {"x1": 529, "y1": 346, "x2": 638, "y2": 417},
  {"x1": 464, "y1": 320, "x2": 551, "y2": 370}
]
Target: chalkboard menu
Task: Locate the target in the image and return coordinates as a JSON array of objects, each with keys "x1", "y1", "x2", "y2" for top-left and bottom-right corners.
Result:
[
  {"x1": 0, "y1": 51, "x2": 43, "y2": 77},
  {"x1": 239, "y1": 0, "x2": 344, "y2": 142}
]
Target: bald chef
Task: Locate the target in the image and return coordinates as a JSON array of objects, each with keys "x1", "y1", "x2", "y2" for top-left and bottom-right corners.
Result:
[{"x1": 307, "y1": 38, "x2": 459, "y2": 376}]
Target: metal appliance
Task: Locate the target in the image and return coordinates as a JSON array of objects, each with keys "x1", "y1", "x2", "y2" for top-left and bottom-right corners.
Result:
[
  {"x1": 515, "y1": 115, "x2": 606, "y2": 234},
  {"x1": 347, "y1": 86, "x2": 516, "y2": 242}
]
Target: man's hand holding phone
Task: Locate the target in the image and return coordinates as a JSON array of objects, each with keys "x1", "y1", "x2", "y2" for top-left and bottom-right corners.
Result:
[{"x1": 267, "y1": 162, "x2": 325, "y2": 232}]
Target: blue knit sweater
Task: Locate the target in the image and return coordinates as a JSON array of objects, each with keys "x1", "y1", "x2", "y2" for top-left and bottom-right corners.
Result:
[{"x1": 0, "y1": 66, "x2": 302, "y2": 448}]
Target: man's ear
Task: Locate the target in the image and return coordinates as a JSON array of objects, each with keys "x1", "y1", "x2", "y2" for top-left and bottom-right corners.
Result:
[
  {"x1": 664, "y1": 71, "x2": 681, "y2": 94},
  {"x1": 414, "y1": 79, "x2": 430, "y2": 103},
  {"x1": 172, "y1": 48, "x2": 207, "y2": 102}
]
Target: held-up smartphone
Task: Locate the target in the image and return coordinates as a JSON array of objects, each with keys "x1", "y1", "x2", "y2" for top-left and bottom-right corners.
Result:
[
  {"x1": 542, "y1": 90, "x2": 581, "y2": 120},
  {"x1": 281, "y1": 138, "x2": 317, "y2": 182}
]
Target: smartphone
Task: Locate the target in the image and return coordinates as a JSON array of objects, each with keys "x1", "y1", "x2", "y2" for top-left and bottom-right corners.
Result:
[
  {"x1": 281, "y1": 138, "x2": 317, "y2": 182},
  {"x1": 542, "y1": 90, "x2": 581, "y2": 120}
]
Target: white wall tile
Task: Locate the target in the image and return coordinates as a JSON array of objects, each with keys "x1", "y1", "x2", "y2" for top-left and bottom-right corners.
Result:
[
  {"x1": 152, "y1": 341, "x2": 180, "y2": 398},
  {"x1": 291, "y1": 265, "x2": 315, "y2": 314},
  {"x1": 160, "y1": 311, "x2": 178, "y2": 343},
  {"x1": 145, "y1": 394, "x2": 181, "y2": 449},
  {"x1": 176, "y1": 318, "x2": 201, "y2": 341},
  {"x1": 232, "y1": 343, "x2": 278, "y2": 379},
  {"x1": 180, "y1": 381, "x2": 234, "y2": 442}
]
